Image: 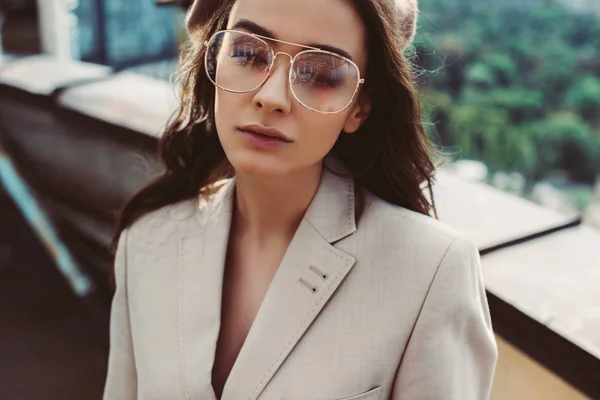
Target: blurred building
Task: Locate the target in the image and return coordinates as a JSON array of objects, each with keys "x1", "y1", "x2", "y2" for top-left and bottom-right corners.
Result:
[{"x1": 1, "y1": 0, "x2": 179, "y2": 69}]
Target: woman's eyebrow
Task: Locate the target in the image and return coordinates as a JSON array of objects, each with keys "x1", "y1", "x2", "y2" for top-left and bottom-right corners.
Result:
[
  {"x1": 230, "y1": 19, "x2": 354, "y2": 61},
  {"x1": 306, "y1": 43, "x2": 353, "y2": 61},
  {"x1": 231, "y1": 19, "x2": 277, "y2": 39}
]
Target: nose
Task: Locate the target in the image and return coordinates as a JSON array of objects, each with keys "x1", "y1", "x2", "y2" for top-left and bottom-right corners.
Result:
[{"x1": 252, "y1": 52, "x2": 293, "y2": 115}]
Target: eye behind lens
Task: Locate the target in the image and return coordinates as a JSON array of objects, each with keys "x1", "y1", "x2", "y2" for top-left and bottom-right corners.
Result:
[{"x1": 205, "y1": 31, "x2": 361, "y2": 113}]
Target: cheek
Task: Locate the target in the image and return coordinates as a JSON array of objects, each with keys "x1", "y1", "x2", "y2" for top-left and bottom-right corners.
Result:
[
  {"x1": 297, "y1": 111, "x2": 348, "y2": 154},
  {"x1": 214, "y1": 91, "x2": 249, "y2": 137},
  {"x1": 301, "y1": 107, "x2": 351, "y2": 142},
  {"x1": 214, "y1": 90, "x2": 233, "y2": 126}
]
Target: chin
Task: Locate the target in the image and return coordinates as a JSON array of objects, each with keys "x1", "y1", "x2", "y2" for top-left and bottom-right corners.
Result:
[{"x1": 226, "y1": 151, "x2": 292, "y2": 177}]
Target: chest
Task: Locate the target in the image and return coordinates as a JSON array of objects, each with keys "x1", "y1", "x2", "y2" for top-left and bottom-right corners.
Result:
[
  {"x1": 211, "y1": 241, "x2": 287, "y2": 397},
  {"x1": 126, "y1": 219, "x2": 426, "y2": 400}
]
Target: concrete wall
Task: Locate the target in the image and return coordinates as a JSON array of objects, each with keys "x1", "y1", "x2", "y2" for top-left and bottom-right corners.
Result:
[
  {"x1": 36, "y1": 0, "x2": 73, "y2": 59},
  {"x1": 491, "y1": 336, "x2": 590, "y2": 400}
]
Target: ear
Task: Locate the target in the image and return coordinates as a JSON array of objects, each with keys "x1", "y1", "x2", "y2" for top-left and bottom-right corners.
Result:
[{"x1": 342, "y1": 94, "x2": 371, "y2": 134}]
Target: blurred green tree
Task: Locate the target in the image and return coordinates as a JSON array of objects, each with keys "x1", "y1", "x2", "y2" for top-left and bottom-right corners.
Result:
[
  {"x1": 565, "y1": 76, "x2": 600, "y2": 121},
  {"x1": 415, "y1": 0, "x2": 600, "y2": 184}
]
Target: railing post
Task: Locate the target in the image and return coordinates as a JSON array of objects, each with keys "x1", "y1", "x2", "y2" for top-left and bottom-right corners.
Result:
[{"x1": 36, "y1": 0, "x2": 78, "y2": 59}]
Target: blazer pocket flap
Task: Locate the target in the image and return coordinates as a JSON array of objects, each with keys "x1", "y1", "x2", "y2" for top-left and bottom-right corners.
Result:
[{"x1": 332, "y1": 386, "x2": 383, "y2": 400}]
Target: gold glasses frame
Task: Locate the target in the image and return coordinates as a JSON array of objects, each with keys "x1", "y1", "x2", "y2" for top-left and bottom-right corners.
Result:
[{"x1": 203, "y1": 29, "x2": 365, "y2": 115}]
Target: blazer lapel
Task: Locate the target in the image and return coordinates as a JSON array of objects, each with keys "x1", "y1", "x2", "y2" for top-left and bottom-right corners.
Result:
[
  {"x1": 178, "y1": 180, "x2": 235, "y2": 400},
  {"x1": 222, "y1": 162, "x2": 358, "y2": 400}
]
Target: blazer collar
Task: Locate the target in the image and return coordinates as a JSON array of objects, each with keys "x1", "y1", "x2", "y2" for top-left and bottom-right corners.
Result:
[
  {"x1": 201, "y1": 155, "x2": 357, "y2": 244},
  {"x1": 179, "y1": 158, "x2": 358, "y2": 400},
  {"x1": 303, "y1": 156, "x2": 357, "y2": 243}
]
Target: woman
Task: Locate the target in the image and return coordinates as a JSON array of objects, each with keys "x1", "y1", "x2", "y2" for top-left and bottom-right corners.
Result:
[{"x1": 103, "y1": 0, "x2": 498, "y2": 398}]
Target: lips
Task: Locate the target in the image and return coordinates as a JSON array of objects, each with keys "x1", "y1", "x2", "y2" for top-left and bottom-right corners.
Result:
[{"x1": 238, "y1": 124, "x2": 292, "y2": 143}]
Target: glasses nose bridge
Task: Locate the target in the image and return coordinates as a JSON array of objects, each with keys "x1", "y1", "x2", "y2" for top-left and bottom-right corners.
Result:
[
  {"x1": 273, "y1": 51, "x2": 294, "y2": 63},
  {"x1": 270, "y1": 51, "x2": 294, "y2": 74}
]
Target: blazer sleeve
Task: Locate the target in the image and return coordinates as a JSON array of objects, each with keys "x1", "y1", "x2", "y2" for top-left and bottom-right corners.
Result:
[
  {"x1": 103, "y1": 229, "x2": 137, "y2": 400},
  {"x1": 391, "y1": 235, "x2": 498, "y2": 400}
]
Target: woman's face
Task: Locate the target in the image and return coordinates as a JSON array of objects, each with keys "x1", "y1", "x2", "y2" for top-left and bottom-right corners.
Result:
[{"x1": 213, "y1": 0, "x2": 369, "y2": 177}]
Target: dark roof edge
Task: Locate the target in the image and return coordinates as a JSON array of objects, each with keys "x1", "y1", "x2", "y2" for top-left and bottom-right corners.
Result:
[
  {"x1": 488, "y1": 291, "x2": 600, "y2": 398},
  {"x1": 480, "y1": 216, "x2": 582, "y2": 256}
]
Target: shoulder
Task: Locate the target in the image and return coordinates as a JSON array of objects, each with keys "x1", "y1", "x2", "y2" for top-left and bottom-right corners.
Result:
[
  {"x1": 361, "y1": 190, "x2": 468, "y2": 246},
  {"x1": 132, "y1": 197, "x2": 199, "y2": 231},
  {"x1": 124, "y1": 178, "x2": 232, "y2": 247},
  {"x1": 122, "y1": 197, "x2": 203, "y2": 256},
  {"x1": 127, "y1": 178, "x2": 231, "y2": 236},
  {"x1": 355, "y1": 190, "x2": 479, "y2": 274}
]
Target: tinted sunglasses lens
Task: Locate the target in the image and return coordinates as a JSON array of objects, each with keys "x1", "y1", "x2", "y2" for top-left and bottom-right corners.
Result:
[
  {"x1": 291, "y1": 52, "x2": 360, "y2": 113},
  {"x1": 205, "y1": 31, "x2": 272, "y2": 91}
]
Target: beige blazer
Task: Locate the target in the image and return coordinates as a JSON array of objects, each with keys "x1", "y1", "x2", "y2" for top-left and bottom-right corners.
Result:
[{"x1": 103, "y1": 163, "x2": 498, "y2": 400}]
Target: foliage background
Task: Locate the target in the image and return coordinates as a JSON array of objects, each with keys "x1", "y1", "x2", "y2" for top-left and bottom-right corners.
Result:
[{"x1": 414, "y1": 0, "x2": 600, "y2": 201}]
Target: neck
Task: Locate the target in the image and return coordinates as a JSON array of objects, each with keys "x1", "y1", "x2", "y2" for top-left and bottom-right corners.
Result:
[{"x1": 232, "y1": 163, "x2": 323, "y2": 245}]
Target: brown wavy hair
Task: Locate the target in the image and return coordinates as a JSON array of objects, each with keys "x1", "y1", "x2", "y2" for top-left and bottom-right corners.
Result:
[{"x1": 112, "y1": 0, "x2": 441, "y2": 250}]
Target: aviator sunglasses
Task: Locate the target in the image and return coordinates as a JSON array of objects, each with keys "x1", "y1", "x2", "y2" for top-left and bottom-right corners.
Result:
[{"x1": 204, "y1": 29, "x2": 365, "y2": 114}]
